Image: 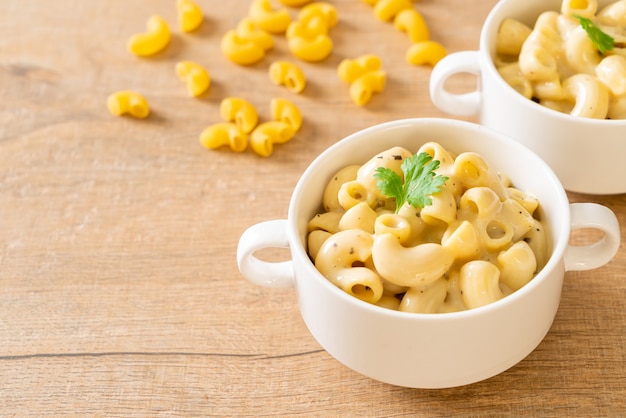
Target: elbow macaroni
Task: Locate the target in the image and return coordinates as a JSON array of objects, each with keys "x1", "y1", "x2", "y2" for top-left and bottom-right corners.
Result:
[
  {"x1": 107, "y1": 91, "x2": 150, "y2": 119},
  {"x1": 199, "y1": 122, "x2": 248, "y2": 152},
  {"x1": 175, "y1": 61, "x2": 210, "y2": 97},
  {"x1": 177, "y1": 0, "x2": 203, "y2": 32},
  {"x1": 248, "y1": 0, "x2": 292, "y2": 34},
  {"x1": 286, "y1": 2, "x2": 337, "y2": 62},
  {"x1": 495, "y1": 0, "x2": 626, "y2": 119},
  {"x1": 338, "y1": 55, "x2": 387, "y2": 106},
  {"x1": 269, "y1": 61, "x2": 307, "y2": 93},
  {"x1": 220, "y1": 97, "x2": 259, "y2": 134},
  {"x1": 127, "y1": 15, "x2": 171, "y2": 57},
  {"x1": 307, "y1": 142, "x2": 548, "y2": 313}
]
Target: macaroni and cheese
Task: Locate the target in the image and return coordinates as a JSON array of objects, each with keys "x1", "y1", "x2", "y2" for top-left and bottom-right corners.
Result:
[
  {"x1": 307, "y1": 142, "x2": 548, "y2": 313},
  {"x1": 495, "y1": 0, "x2": 626, "y2": 119}
]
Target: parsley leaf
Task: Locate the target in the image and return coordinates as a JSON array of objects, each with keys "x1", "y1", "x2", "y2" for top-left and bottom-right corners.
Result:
[
  {"x1": 574, "y1": 15, "x2": 615, "y2": 54},
  {"x1": 374, "y1": 152, "x2": 449, "y2": 213}
]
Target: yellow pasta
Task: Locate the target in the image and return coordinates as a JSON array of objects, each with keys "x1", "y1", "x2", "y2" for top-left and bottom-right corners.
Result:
[
  {"x1": 399, "y1": 278, "x2": 448, "y2": 314},
  {"x1": 236, "y1": 18, "x2": 275, "y2": 51},
  {"x1": 373, "y1": 0, "x2": 413, "y2": 22},
  {"x1": 199, "y1": 122, "x2": 247, "y2": 152},
  {"x1": 497, "y1": 241, "x2": 537, "y2": 291},
  {"x1": 175, "y1": 61, "x2": 210, "y2": 97},
  {"x1": 221, "y1": 30, "x2": 266, "y2": 65},
  {"x1": 394, "y1": 8, "x2": 429, "y2": 43},
  {"x1": 287, "y1": 31, "x2": 333, "y2": 62},
  {"x1": 308, "y1": 142, "x2": 548, "y2": 313},
  {"x1": 322, "y1": 165, "x2": 360, "y2": 212},
  {"x1": 299, "y1": 2, "x2": 338, "y2": 29},
  {"x1": 278, "y1": 0, "x2": 312, "y2": 6},
  {"x1": 249, "y1": 121, "x2": 296, "y2": 157},
  {"x1": 348, "y1": 70, "x2": 387, "y2": 106},
  {"x1": 248, "y1": 0, "x2": 292, "y2": 34},
  {"x1": 269, "y1": 61, "x2": 307, "y2": 93},
  {"x1": 373, "y1": 213, "x2": 412, "y2": 244},
  {"x1": 315, "y1": 229, "x2": 383, "y2": 304},
  {"x1": 405, "y1": 40, "x2": 447, "y2": 66},
  {"x1": 219, "y1": 97, "x2": 259, "y2": 134},
  {"x1": 177, "y1": 0, "x2": 203, "y2": 32},
  {"x1": 337, "y1": 54, "x2": 382, "y2": 83},
  {"x1": 286, "y1": 2, "x2": 336, "y2": 62},
  {"x1": 339, "y1": 202, "x2": 380, "y2": 233},
  {"x1": 270, "y1": 98, "x2": 303, "y2": 132},
  {"x1": 496, "y1": 18, "x2": 532, "y2": 56},
  {"x1": 562, "y1": 73, "x2": 610, "y2": 119},
  {"x1": 459, "y1": 260, "x2": 504, "y2": 309},
  {"x1": 127, "y1": 15, "x2": 171, "y2": 57},
  {"x1": 107, "y1": 91, "x2": 150, "y2": 119}
]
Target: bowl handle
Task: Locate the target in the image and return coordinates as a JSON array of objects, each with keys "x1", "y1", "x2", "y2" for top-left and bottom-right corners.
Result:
[
  {"x1": 565, "y1": 203, "x2": 621, "y2": 271},
  {"x1": 236, "y1": 219, "x2": 295, "y2": 288},
  {"x1": 429, "y1": 50, "x2": 482, "y2": 117}
]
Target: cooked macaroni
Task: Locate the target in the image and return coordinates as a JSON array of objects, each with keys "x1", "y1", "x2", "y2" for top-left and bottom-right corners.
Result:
[
  {"x1": 307, "y1": 142, "x2": 548, "y2": 313},
  {"x1": 495, "y1": 0, "x2": 626, "y2": 119}
]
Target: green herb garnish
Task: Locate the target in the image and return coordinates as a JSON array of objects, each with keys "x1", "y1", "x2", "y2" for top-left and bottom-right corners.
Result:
[
  {"x1": 574, "y1": 15, "x2": 615, "y2": 54},
  {"x1": 374, "y1": 152, "x2": 448, "y2": 213}
]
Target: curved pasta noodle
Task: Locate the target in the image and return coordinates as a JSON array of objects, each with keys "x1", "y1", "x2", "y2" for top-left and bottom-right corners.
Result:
[
  {"x1": 497, "y1": 241, "x2": 537, "y2": 291},
  {"x1": 561, "y1": 0, "x2": 598, "y2": 18},
  {"x1": 338, "y1": 180, "x2": 378, "y2": 210},
  {"x1": 442, "y1": 220, "x2": 481, "y2": 260},
  {"x1": 349, "y1": 70, "x2": 387, "y2": 106},
  {"x1": 459, "y1": 260, "x2": 504, "y2": 309},
  {"x1": 339, "y1": 202, "x2": 380, "y2": 233},
  {"x1": 498, "y1": 63, "x2": 534, "y2": 99},
  {"x1": 307, "y1": 229, "x2": 331, "y2": 261},
  {"x1": 454, "y1": 152, "x2": 508, "y2": 199},
  {"x1": 596, "y1": 55, "x2": 626, "y2": 96},
  {"x1": 565, "y1": 29, "x2": 602, "y2": 75},
  {"x1": 315, "y1": 229, "x2": 383, "y2": 304},
  {"x1": 399, "y1": 278, "x2": 448, "y2": 314},
  {"x1": 563, "y1": 73, "x2": 610, "y2": 119},
  {"x1": 322, "y1": 165, "x2": 360, "y2": 212},
  {"x1": 496, "y1": 18, "x2": 532, "y2": 56},
  {"x1": 356, "y1": 146, "x2": 413, "y2": 202},
  {"x1": 372, "y1": 233, "x2": 454, "y2": 287},
  {"x1": 420, "y1": 185, "x2": 456, "y2": 227},
  {"x1": 373, "y1": 213, "x2": 412, "y2": 244},
  {"x1": 308, "y1": 211, "x2": 343, "y2": 234}
]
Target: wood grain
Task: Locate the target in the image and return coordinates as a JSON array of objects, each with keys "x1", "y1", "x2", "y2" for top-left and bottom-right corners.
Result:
[{"x1": 0, "y1": 0, "x2": 624, "y2": 416}]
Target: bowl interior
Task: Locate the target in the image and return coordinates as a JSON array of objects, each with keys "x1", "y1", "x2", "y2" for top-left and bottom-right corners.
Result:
[{"x1": 289, "y1": 118, "x2": 570, "y2": 315}]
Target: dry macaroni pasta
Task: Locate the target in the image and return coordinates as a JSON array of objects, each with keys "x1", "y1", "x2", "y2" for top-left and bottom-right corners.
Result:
[
  {"x1": 495, "y1": 0, "x2": 626, "y2": 119},
  {"x1": 307, "y1": 142, "x2": 548, "y2": 313}
]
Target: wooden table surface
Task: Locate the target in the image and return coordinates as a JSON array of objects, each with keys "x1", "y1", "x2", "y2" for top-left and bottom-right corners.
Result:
[{"x1": 1, "y1": 0, "x2": 624, "y2": 416}]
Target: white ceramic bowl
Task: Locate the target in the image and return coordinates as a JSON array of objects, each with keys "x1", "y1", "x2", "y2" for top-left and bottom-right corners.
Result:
[
  {"x1": 429, "y1": 0, "x2": 626, "y2": 195},
  {"x1": 237, "y1": 118, "x2": 620, "y2": 388}
]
